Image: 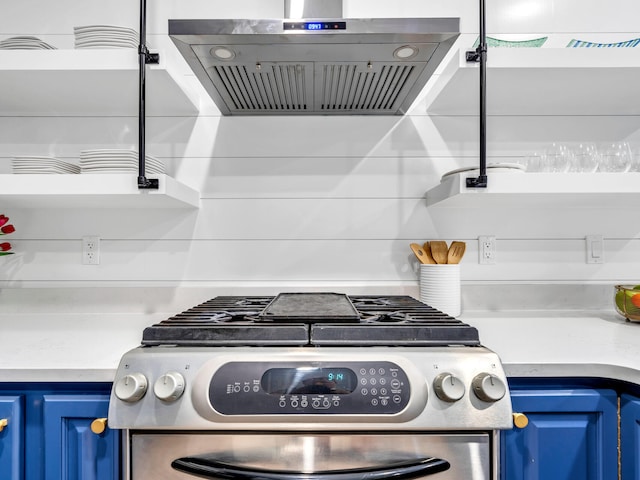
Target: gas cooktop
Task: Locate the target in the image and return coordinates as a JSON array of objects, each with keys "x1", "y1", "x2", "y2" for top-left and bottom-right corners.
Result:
[{"x1": 141, "y1": 293, "x2": 480, "y2": 347}]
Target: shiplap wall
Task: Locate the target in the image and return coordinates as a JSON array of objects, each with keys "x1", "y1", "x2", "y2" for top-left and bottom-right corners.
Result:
[{"x1": 1, "y1": 0, "x2": 639, "y2": 301}]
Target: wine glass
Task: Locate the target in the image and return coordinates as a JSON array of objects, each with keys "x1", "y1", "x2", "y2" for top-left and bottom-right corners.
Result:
[
  {"x1": 524, "y1": 151, "x2": 546, "y2": 172},
  {"x1": 569, "y1": 143, "x2": 599, "y2": 173},
  {"x1": 599, "y1": 141, "x2": 631, "y2": 173},
  {"x1": 629, "y1": 143, "x2": 640, "y2": 173},
  {"x1": 543, "y1": 143, "x2": 573, "y2": 173}
]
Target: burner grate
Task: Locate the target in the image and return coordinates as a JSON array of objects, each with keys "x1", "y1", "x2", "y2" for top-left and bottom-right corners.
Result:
[{"x1": 140, "y1": 294, "x2": 480, "y2": 347}]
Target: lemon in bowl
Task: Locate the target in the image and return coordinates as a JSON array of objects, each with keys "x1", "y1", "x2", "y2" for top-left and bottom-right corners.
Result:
[{"x1": 614, "y1": 285, "x2": 640, "y2": 321}]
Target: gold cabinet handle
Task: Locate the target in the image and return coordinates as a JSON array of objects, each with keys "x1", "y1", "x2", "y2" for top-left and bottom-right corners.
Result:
[
  {"x1": 90, "y1": 417, "x2": 108, "y2": 435},
  {"x1": 0, "y1": 418, "x2": 7, "y2": 432},
  {"x1": 513, "y1": 412, "x2": 529, "y2": 429}
]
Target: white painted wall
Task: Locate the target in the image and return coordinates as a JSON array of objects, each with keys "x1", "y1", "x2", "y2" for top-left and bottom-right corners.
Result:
[{"x1": 1, "y1": 0, "x2": 639, "y2": 304}]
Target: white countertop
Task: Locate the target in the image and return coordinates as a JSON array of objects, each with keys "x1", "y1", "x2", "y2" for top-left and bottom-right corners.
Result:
[
  {"x1": 464, "y1": 310, "x2": 640, "y2": 384},
  {"x1": 0, "y1": 309, "x2": 639, "y2": 384}
]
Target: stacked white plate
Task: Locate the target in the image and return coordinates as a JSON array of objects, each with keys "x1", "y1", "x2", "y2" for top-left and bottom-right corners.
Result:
[
  {"x1": 12, "y1": 156, "x2": 80, "y2": 174},
  {"x1": 74, "y1": 25, "x2": 139, "y2": 49},
  {"x1": 79, "y1": 149, "x2": 164, "y2": 174},
  {"x1": 440, "y1": 163, "x2": 526, "y2": 182},
  {"x1": 0, "y1": 36, "x2": 56, "y2": 50}
]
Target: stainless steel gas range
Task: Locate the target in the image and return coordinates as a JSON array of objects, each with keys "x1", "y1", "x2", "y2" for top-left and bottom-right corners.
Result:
[{"x1": 109, "y1": 293, "x2": 513, "y2": 479}]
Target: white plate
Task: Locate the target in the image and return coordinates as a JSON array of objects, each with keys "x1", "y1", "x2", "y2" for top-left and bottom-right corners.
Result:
[
  {"x1": 0, "y1": 40, "x2": 56, "y2": 49},
  {"x1": 14, "y1": 168, "x2": 79, "y2": 174},
  {"x1": 75, "y1": 42, "x2": 137, "y2": 49},
  {"x1": 13, "y1": 157, "x2": 79, "y2": 171},
  {"x1": 75, "y1": 31, "x2": 137, "y2": 38},
  {"x1": 74, "y1": 25, "x2": 138, "y2": 34},
  {"x1": 80, "y1": 158, "x2": 163, "y2": 168},
  {"x1": 441, "y1": 163, "x2": 526, "y2": 181},
  {"x1": 81, "y1": 169, "x2": 162, "y2": 174},
  {"x1": 80, "y1": 165, "x2": 163, "y2": 173}
]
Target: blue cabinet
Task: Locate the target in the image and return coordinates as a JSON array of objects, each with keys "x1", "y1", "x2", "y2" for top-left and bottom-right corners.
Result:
[
  {"x1": 621, "y1": 394, "x2": 640, "y2": 480},
  {"x1": 43, "y1": 394, "x2": 120, "y2": 480},
  {"x1": 0, "y1": 395, "x2": 24, "y2": 480},
  {"x1": 501, "y1": 387, "x2": 618, "y2": 480},
  {"x1": 0, "y1": 384, "x2": 119, "y2": 480}
]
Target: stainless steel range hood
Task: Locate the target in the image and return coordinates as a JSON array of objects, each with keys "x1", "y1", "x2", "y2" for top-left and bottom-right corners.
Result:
[{"x1": 169, "y1": 1, "x2": 459, "y2": 116}]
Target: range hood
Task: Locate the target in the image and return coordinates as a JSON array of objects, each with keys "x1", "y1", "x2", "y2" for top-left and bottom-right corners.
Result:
[{"x1": 169, "y1": 1, "x2": 459, "y2": 116}]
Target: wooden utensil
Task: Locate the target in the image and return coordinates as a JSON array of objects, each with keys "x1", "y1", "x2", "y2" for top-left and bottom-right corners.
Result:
[
  {"x1": 410, "y1": 243, "x2": 435, "y2": 264},
  {"x1": 422, "y1": 242, "x2": 437, "y2": 264},
  {"x1": 429, "y1": 240, "x2": 449, "y2": 264},
  {"x1": 447, "y1": 241, "x2": 466, "y2": 264}
]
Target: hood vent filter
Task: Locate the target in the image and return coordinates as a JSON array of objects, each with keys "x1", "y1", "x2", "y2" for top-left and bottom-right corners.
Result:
[{"x1": 211, "y1": 61, "x2": 418, "y2": 114}]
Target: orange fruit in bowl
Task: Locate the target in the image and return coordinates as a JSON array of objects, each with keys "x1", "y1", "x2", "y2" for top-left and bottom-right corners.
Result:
[{"x1": 614, "y1": 285, "x2": 640, "y2": 320}]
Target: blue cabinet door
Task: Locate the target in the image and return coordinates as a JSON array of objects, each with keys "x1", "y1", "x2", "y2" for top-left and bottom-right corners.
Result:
[
  {"x1": 0, "y1": 395, "x2": 24, "y2": 480},
  {"x1": 621, "y1": 394, "x2": 640, "y2": 480},
  {"x1": 501, "y1": 388, "x2": 618, "y2": 480},
  {"x1": 42, "y1": 394, "x2": 120, "y2": 480}
]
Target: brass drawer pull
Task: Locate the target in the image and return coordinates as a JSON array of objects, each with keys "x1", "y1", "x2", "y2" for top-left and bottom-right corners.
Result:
[
  {"x1": 513, "y1": 412, "x2": 529, "y2": 429},
  {"x1": 90, "y1": 417, "x2": 108, "y2": 434}
]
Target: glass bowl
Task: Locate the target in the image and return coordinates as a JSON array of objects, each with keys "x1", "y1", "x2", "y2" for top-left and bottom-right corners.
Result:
[{"x1": 614, "y1": 285, "x2": 640, "y2": 322}]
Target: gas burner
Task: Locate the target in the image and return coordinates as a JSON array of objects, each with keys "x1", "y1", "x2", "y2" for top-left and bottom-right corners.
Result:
[
  {"x1": 165, "y1": 311, "x2": 262, "y2": 324},
  {"x1": 360, "y1": 311, "x2": 411, "y2": 323},
  {"x1": 350, "y1": 297, "x2": 392, "y2": 308},
  {"x1": 233, "y1": 298, "x2": 273, "y2": 308}
]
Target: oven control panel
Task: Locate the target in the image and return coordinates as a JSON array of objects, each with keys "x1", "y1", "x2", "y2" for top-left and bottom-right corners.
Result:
[
  {"x1": 209, "y1": 361, "x2": 410, "y2": 415},
  {"x1": 108, "y1": 347, "x2": 514, "y2": 430}
]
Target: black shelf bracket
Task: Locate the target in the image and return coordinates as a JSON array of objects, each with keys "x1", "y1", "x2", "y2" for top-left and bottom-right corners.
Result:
[
  {"x1": 138, "y1": 0, "x2": 159, "y2": 190},
  {"x1": 465, "y1": 0, "x2": 488, "y2": 189},
  {"x1": 139, "y1": 44, "x2": 160, "y2": 65}
]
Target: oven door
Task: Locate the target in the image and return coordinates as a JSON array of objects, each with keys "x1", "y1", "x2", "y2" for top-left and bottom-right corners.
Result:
[{"x1": 130, "y1": 433, "x2": 491, "y2": 479}]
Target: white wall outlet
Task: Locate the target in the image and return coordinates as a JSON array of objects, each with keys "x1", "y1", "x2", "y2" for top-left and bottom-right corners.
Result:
[
  {"x1": 82, "y1": 236, "x2": 100, "y2": 265},
  {"x1": 586, "y1": 235, "x2": 604, "y2": 264},
  {"x1": 479, "y1": 235, "x2": 496, "y2": 265}
]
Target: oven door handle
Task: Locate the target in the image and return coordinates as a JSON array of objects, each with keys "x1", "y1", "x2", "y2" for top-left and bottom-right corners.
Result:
[{"x1": 171, "y1": 456, "x2": 450, "y2": 479}]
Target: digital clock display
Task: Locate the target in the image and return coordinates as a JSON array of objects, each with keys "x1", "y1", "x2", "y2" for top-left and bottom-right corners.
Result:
[
  {"x1": 283, "y1": 21, "x2": 347, "y2": 31},
  {"x1": 261, "y1": 367, "x2": 357, "y2": 395}
]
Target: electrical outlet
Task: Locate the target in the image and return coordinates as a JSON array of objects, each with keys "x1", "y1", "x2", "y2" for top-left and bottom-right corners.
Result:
[
  {"x1": 479, "y1": 235, "x2": 496, "y2": 265},
  {"x1": 82, "y1": 236, "x2": 100, "y2": 265}
]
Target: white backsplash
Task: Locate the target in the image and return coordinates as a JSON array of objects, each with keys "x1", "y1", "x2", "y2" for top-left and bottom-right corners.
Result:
[{"x1": 0, "y1": 0, "x2": 639, "y2": 310}]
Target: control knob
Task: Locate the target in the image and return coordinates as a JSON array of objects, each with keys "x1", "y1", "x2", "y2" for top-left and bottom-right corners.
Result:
[
  {"x1": 472, "y1": 373, "x2": 506, "y2": 402},
  {"x1": 154, "y1": 371, "x2": 186, "y2": 402},
  {"x1": 433, "y1": 373, "x2": 465, "y2": 402},
  {"x1": 114, "y1": 373, "x2": 148, "y2": 403}
]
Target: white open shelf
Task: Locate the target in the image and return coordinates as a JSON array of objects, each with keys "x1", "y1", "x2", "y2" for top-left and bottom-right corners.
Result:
[
  {"x1": 0, "y1": 49, "x2": 197, "y2": 116},
  {"x1": 424, "y1": 48, "x2": 640, "y2": 116},
  {"x1": 426, "y1": 172, "x2": 640, "y2": 208},
  {"x1": 0, "y1": 174, "x2": 200, "y2": 208}
]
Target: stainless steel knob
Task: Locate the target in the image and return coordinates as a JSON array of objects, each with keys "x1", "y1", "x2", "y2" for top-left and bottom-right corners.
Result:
[
  {"x1": 471, "y1": 373, "x2": 506, "y2": 402},
  {"x1": 154, "y1": 371, "x2": 186, "y2": 402},
  {"x1": 115, "y1": 373, "x2": 148, "y2": 402},
  {"x1": 433, "y1": 373, "x2": 465, "y2": 402}
]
